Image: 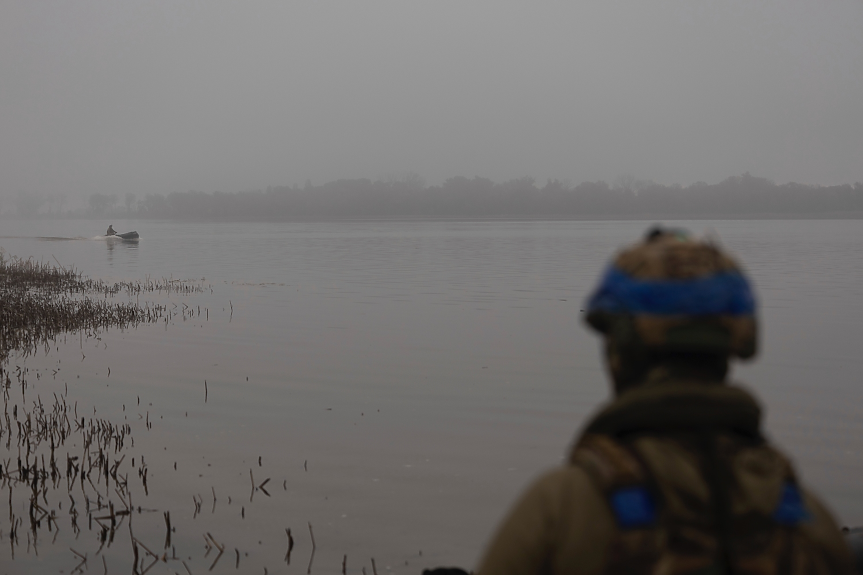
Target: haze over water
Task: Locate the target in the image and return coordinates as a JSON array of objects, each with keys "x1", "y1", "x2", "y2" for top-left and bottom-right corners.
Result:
[{"x1": 1, "y1": 218, "x2": 863, "y2": 573}]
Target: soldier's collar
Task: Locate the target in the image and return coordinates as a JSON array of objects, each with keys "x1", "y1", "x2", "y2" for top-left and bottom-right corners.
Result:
[{"x1": 583, "y1": 380, "x2": 763, "y2": 440}]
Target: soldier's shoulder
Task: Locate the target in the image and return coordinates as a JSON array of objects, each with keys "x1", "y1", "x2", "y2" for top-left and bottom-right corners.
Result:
[
  {"x1": 505, "y1": 464, "x2": 614, "y2": 539},
  {"x1": 478, "y1": 464, "x2": 616, "y2": 575},
  {"x1": 527, "y1": 465, "x2": 606, "y2": 505}
]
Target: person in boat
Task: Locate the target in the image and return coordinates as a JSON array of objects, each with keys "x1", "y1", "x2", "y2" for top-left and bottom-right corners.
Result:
[
  {"x1": 477, "y1": 227, "x2": 853, "y2": 574},
  {"x1": 106, "y1": 225, "x2": 116, "y2": 236}
]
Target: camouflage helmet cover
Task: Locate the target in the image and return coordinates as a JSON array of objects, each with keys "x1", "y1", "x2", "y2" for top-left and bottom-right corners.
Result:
[{"x1": 584, "y1": 227, "x2": 757, "y2": 359}]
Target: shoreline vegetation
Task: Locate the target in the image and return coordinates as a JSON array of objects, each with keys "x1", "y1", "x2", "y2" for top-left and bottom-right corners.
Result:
[
  {"x1": 10, "y1": 173, "x2": 863, "y2": 220},
  {"x1": 0, "y1": 251, "x2": 202, "y2": 363},
  {"x1": 0, "y1": 252, "x2": 231, "y2": 571}
]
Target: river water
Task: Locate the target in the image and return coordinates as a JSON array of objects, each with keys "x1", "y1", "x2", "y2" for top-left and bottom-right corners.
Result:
[{"x1": 1, "y1": 218, "x2": 862, "y2": 573}]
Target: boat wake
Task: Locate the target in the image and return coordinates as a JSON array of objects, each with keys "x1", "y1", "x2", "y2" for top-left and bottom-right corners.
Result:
[
  {"x1": 0, "y1": 234, "x2": 139, "y2": 241},
  {"x1": 0, "y1": 235, "x2": 90, "y2": 241}
]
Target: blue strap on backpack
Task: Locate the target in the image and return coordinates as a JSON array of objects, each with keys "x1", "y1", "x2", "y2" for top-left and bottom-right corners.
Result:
[{"x1": 609, "y1": 485, "x2": 658, "y2": 529}]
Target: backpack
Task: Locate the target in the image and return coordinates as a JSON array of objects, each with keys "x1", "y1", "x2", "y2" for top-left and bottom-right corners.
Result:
[{"x1": 570, "y1": 432, "x2": 840, "y2": 575}]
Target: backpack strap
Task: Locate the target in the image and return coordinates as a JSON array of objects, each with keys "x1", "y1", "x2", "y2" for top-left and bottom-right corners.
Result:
[
  {"x1": 773, "y1": 482, "x2": 812, "y2": 525},
  {"x1": 570, "y1": 433, "x2": 645, "y2": 487},
  {"x1": 570, "y1": 433, "x2": 663, "y2": 575},
  {"x1": 570, "y1": 433, "x2": 658, "y2": 529}
]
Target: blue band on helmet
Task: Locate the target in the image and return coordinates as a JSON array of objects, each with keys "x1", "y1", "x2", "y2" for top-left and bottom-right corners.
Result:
[{"x1": 586, "y1": 267, "x2": 756, "y2": 316}]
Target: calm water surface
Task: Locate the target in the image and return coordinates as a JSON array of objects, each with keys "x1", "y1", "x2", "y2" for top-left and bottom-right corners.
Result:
[{"x1": 1, "y1": 218, "x2": 862, "y2": 573}]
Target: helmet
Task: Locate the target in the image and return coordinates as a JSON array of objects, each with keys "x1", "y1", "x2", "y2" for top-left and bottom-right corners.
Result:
[{"x1": 584, "y1": 226, "x2": 757, "y2": 360}]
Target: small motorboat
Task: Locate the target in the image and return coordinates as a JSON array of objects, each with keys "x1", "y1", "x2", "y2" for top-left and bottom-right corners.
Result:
[
  {"x1": 110, "y1": 231, "x2": 140, "y2": 240},
  {"x1": 105, "y1": 225, "x2": 139, "y2": 240}
]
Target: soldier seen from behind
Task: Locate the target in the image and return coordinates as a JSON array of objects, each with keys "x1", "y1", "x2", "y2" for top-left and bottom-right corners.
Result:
[{"x1": 477, "y1": 227, "x2": 853, "y2": 575}]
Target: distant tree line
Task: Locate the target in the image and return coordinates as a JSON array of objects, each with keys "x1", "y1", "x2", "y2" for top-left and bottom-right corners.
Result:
[
  {"x1": 12, "y1": 173, "x2": 863, "y2": 219},
  {"x1": 133, "y1": 174, "x2": 863, "y2": 219}
]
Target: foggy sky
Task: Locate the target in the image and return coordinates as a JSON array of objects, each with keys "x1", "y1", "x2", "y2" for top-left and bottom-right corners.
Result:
[{"x1": 2, "y1": 1, "x2": 862, "y2": 204}]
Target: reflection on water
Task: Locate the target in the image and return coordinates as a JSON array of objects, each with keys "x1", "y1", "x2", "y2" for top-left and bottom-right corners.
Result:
[
  {"x1": 104, "y1": 235, "x2": 139, "y2": 266},
  {"x1": 0, "y1": 218, "x2": 862, "y2": 573}
]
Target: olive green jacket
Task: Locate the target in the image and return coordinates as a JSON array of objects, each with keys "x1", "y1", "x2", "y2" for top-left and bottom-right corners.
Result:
[{"x1": 478, "y1": 381, "x2": 853, "y2": 575}]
